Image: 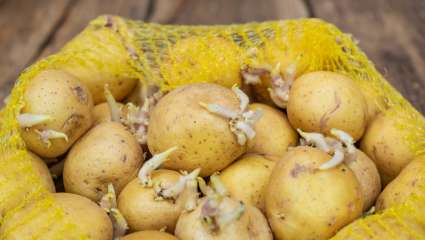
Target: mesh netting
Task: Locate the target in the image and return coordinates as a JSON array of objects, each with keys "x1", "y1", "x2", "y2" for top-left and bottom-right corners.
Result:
[{"x1": 0, "y1": 15, "x2": 424, "y2": 239}]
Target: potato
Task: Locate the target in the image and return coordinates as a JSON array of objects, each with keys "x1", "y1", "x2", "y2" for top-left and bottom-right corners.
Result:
[
  {"x1": 121, "y1": 231, "x2": 178, "y2": 240},
  {"x1": 92, "y1": 102, "x2": 124, "y2": 125},
  {"x1": 63, "y1": 122, "x2": 143, "y2": 201},
  {"x1": 0, "y1": 193, "x2": 112, "y2": 240},
  {"x1": 247, "y1": 103, "x2": 298, "y2": 158},
  {"x1": 160, "y1": 36, "x2": 242, "y2": 90},
  {"x1": 175, "y1": 197, "x2": 272, "y2": 240},
  {"x1": 287, "y1": 71, "x2": 368, "y2": 141},
  {"x1": 265, "y1": 146, "x2": 362, "y2": 240},
  {"x1": 28, "y1": 152, "x2": 55, "y2": 193},
  {"x1": 376, "y1": 157, "x2": 425, "y2": 211},
  {"x1": 20, "y1": 70, "x2": 93, "y2": 159},
  {"x1": 345, "y1": 149, "x2": 381, "y2": 211},
  {"x1": 117, "y1": 170, "x2": 183, "y2": 232},
  {"x1": 148, "y1": 83, "x2": 247, "y2": 176},
  {"x1": 360, "y1": 113, "x2": 415, "y2": 185},
  {"x1": 219, "y1": 154, "x2": 274, "y2": 212}
]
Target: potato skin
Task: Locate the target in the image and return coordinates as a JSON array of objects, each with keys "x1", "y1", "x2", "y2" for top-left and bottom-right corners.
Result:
[
  {"x1": 117, "y1": 170, "x2": 181, "y2": 232},
  {"x1": 148, "y1": 83, "x2": 245, "y2": 176},
  {"x1": 21, "y1": 70, "x2": 93, "y2": 158},
  {"x1": 121, "y1": 231, "x2": 178, "y2": 240},
  {"x1": 220, "y1": 154, "x2": 274, "y2": 212},
  {"x1": 63, "y1": 122, "x2": 143, "y2": 201},
  {"x1": 376, "y1": 157, "x2": 425, "y2": 211},
  {"x1": 247, "y1": 103, "x2": 298, "y2": 158},
  {"x1": 265, "y1": 146, "x2": 362, "y2": 240},
  {"x1": 92, "y1": 102, "x2": 124, "y2": 125},
  {"x1": 345, "y1": 150, "x2": 381, "y2": 211},
  {"x1": 28, "y1": 152, "x2": 55, "y2": 193},
  {"x1": 360, "y1": 113, "x2": 415, "y2": 185},
  {"x1": 0, "y1": 193, "x2": 112, "y2": 240},
  {"x1": 287, "y1": 71, "x2": 368, "y2": 141},
  {"x1": 175, "y1": 197, "x2": 272, "y2": 240}
]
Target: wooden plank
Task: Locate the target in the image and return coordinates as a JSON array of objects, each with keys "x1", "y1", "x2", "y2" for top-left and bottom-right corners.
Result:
[
  {"x1": 39, "y1": 0, "x2": 151, "y2": 58},
  {"x1": 162, "y1": 0, "x2": 309, "y2": 24},
  {"x1": 0, "y1": 0, "x2": 72, "y2": 103},
  {"x1": 309, "y1": 0, "x2": 425, "y2": 114}
]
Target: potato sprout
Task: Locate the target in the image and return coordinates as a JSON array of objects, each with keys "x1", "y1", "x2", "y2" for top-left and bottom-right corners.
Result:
[{"x1": 138, "y1": 146, "x2": 178, "y2": 187}]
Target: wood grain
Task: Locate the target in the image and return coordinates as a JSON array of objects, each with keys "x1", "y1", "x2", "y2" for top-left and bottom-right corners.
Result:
[
  {"x1": 0, "y1": 0, "x2": 72, "y2": 102},
  {"x1": 309, "y1": 0, "x2": 425, "y2": 113}
]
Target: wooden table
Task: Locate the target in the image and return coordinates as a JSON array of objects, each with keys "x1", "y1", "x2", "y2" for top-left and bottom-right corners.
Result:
[{"x1": 1, "y1": 0, "x2": 424, "y2": 113}]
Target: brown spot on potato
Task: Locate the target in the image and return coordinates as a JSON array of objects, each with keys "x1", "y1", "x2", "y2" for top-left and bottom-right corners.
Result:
[
  {"x1": 290, "y1": 163, "x2": 307, "y2": 178},
  {"x1": 72, "y1": 86, "x2": 88, "y2": 104},
  {"x1": 62, "y1": 114, "x2": 84, "y2": 137},
  {"x1": 121, "y1": 155, "x2": 127, "y2": 163},
  {"x1": 319, "y1": 91, "x2": 341, "y2": 132}
]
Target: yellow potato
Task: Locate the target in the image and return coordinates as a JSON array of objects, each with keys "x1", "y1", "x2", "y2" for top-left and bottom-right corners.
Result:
[
  {"x1": 121, "y1": 231, "x2": 178, "y2": 240},
  {"x1": 92, "y1": 102, "x2": 124, "y2": 125},
  {"x1": 64, "y1": 122, "x2": 143, "y2": 201},
  {"x1": 247, "y1": 103, "x2": 298, "y2": 158},
  {"x1": 345, "y1": 149, "x2": 381, "y2": 211},
  {"x1": 175, "y1": 197, "x2": 272, "y2": 240},
  {"x1": 28, "y1": 152, "x2": 55, "y2": 193},
  {"x1": 0, "y1": 193, "x2": 112, "y2": 240},
  {"x1": 360, "y1": 113, "x2": 415, "y2": 185},
  {"x1": 117, "y1": 170, "x2": 182, "y2": 232},
  {"x1": 147, "y1": 83, "x2": 246, "y2": 176},
  {"x1": 376, "y1": 157, "x2": 425, "y2": 211},
  {"x1": 287, "y1": 71, "x2": 368, "y2": 141},
  {"x1": 265, "y1": 146, "x2": 362, "y2": 240},
  {"x1": 20, "y1": 70, "x2": 93, "y2": 159},
  {"x1": 161, "y1": 36, "x2": 242, "y2": 90},
  {"x1": 219, "y1": 154, "x2": 274, "y2": 212}
]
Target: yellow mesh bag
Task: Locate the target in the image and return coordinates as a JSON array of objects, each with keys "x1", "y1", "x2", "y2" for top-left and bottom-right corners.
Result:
[{"x1": 0, "y1": 15, "x2": 424, "y2": 239}]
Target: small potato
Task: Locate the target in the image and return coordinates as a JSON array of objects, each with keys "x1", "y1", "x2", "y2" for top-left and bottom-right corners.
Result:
[
  {"x1": 287, "y1": 71, "x2": 368, "y2": 141},
  {"x1": 376, "y1": 157, "x2": 425, "y2": 211},
  {"x1": 121, "y1": 231, "x2": 178, "y2": 240},
  {"x1": 28, "y1": 152, "x2": 55, "y2": 193},
  {"x1": 160, "y1": 36, "x2": 242, "y2": 90},
  {"x1": 175, "y1": 197, "x2": 272, "y2": 240},
  {"x1": 219, "y1": 154, "x2": 274, "y2": 212},
  {"x1": 247, "y1": 103, "x2": 298, "y2": 158},
  {"x1": 117, "y1": 170, "x2": 182, "y2": 232},
  {"x1": 64, "y1": 122, "x2": 143, "y2": 201},
  {"x1": 0, "y1": 193, "x2": 112, "y2": 240},
  {"x1": 345, "y1": 150, "x2": 381, "y2": 211},
  {"x1": 148, "y1": 83, "x2": 246, "y2": 176},
  {"x1": 360, "y1": 113, "x2": 415, "y2": 185},
  {"x1": 265, "y1": 146, "x2": 362, "y2": 240},
  {"x1": 92, "y1": 102, "x2": 124, "y2": 125},
  {"x1": 20, "y1": 70, "x2": 93, "y2": 159}
]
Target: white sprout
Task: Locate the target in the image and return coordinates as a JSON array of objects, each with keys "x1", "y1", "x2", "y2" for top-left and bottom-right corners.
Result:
[
  {"x1": 199, "y1": 86, "x2": 262, "y2": 146},
  {"x1": 183, "y1": 179, "x2": 199, "y2": 212},
  {"x1": 138, "y1": 146, "x2": 177, "y2": 187},
  {"x1": 297, "y1": 129, "x2": 331, "y2": 153},
  {"x1": 104, "y1": 84, "x2": 121, "y2": 122},
  {"x1": 198, "y1": 177, "x2": 215, "y2": 197},
  {"x1": 241, "y1": 72, "x2": 261, "y2": 85},
  {"x1": 330, "y1": 128, "x2": 356, "y2": 154},
  {"x1": 215, "y1": 201, "x2": 246, "y2": 230},
  {"x1": 210, "y1": 174, "x2": 229, "y2": 198},
  {"x1": 17, "y1": 113, "x2": 51, "y2": 128},
  {"x1": 110, "y1": 208, "x2": 129, "y2": 239},
  {"x1": 268, "y1": 62, "x2": 297, "y2": 108},
  {"x1": 35, "y1": 129, "x2": 68, "y2": 148},
  {"x1": 157, "y1": 168, "x2": 201, "y2": 200},
  {"x1": 99, "y1": 183, "x2": 117, "y2": 212},
  {"x1": 319, "y1": 148, "x2": 345, "y2": 170}
]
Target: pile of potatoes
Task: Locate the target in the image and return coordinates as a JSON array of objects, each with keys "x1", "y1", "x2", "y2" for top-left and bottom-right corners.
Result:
[{"x1": 4, "y1": 45, "x2": 420, "y2": 240}]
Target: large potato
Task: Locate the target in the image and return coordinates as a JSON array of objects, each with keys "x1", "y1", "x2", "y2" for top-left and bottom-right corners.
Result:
[
  {"x1": 0, "y1": 193, "x2": 112, "y2": 240},
  {"x1": 247, "y1": 103, "x2": 298, "y2": 158},
  {"x1": 376, "y1": 157, "x2": 425, "y2": 211},
  {"x1": 20, "y1": 70, "x2": 93, "y2": 159},
  {"x1": 175, "y1": 197, "x2": 272, "y2": 240},
  {"x1": 360, "y1": 113, "x2": 416, "y2": 185},
  {"x1": 64, "y1": 122, "x2": 143, "y2": 201},
  {"x1": 160, "y1": 36, "x2": 242, "y2": 90},
  {"x1": 265, "y1": 146, "x2": 362, "y2": 240},
  {"x1": 121, "y1": 231, "x2": 178, "y2": 240},
  {"x1": 219, "y1": 154, "x2": 274, "y2": 212},
  {"x1": 345, "y1": 149, "x2": 381, "y2": 211},
  {"x1": 287, "y1": 71, "x2": 368, "y2": 141},
  {"x1": 148, "y1": 83, "x2": 246, "y2": 176},
  {"x1": 117, "y1": 170, "x2": 182, "y2": 232}
]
